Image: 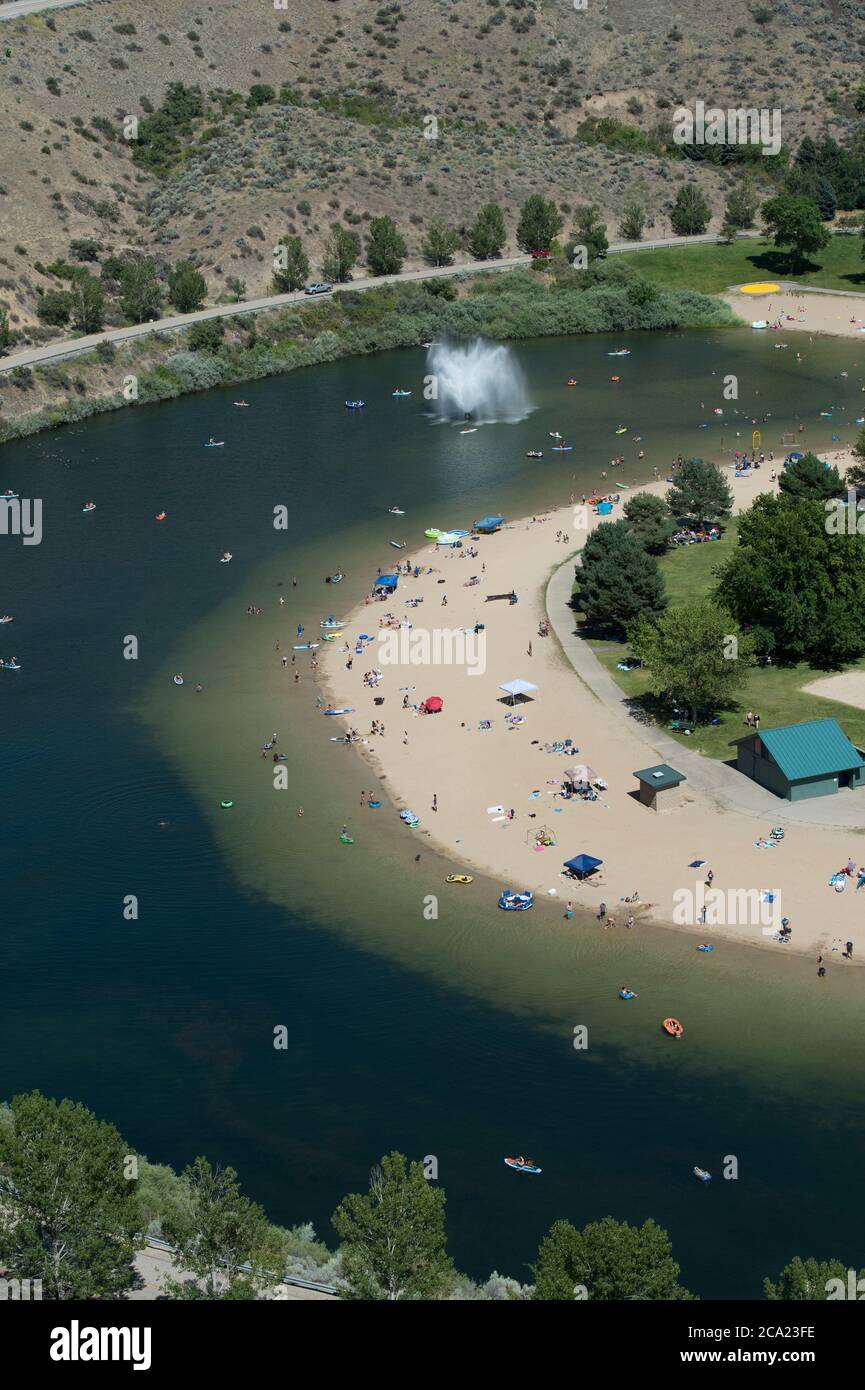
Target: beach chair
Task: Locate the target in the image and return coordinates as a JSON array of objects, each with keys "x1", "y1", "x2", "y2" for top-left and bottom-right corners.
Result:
[{"x1": 670, "y1": 720, "x2": 694, "y2": 732}]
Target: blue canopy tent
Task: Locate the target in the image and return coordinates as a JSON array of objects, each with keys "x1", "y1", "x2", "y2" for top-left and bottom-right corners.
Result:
[
  {"x1": 563, "y1": 853, "x2": 603, "y2": 880},
  {"x1": 474, "y1": 515, "x2": 505, "y2": 533},
  {"x1": 373, "y1": 574, "x2": 398, "y2": 594},
  {"x1": 784, "y1": 451, "x2": 804, "y2": 466}
]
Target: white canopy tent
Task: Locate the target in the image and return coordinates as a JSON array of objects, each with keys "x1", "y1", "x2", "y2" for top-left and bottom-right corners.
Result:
[{"x1": 499, "y1": 678, "x2": 538, "y2": 705}]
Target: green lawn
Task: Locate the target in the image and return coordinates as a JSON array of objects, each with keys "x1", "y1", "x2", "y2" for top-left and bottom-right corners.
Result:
[
  {"x1": 615, "y1": 236, "x2": 865, "y2": 296},
  {"x1": 585, "y1": 521, "x2": 865, "y2": 759}
]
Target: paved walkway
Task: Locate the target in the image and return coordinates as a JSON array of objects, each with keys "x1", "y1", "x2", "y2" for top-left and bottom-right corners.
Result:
[
  {"x1": 545, "y1": 558, "x2": 865, "y2": 831},
  {"x1": 0, "y1": 0, "x2": 95, "y2": 17},
  {"x1": 129, "y1": 1239, "x2": 337, "y2": 1301}
]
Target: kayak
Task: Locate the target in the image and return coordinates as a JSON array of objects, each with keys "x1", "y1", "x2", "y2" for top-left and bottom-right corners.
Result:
[
  {"x1": 1, "y1": 662, "x2": 21, "y2": 671},
  {"x1": 345, "y1": 400, "x2": 365, "y2": 409},
  {"x1": 504, "y1": 1158, "x2": 542, "y2": 1174},
  {"x1": 293, "y1": 643, "x2": 320, "y2": 650},
  {"x1": 204, "y1": 441, "x2": 225, "y2": 447},
  {"x1": 82, "y1": 504, "x2": 96, "y2": 513},
  {"x1": 551, "y1": 445, "x2": 573, "y2": 451},
  {"x1": 389, "y1": 540, "x2": 406, "y2": 549},
  {"x1": 392, "y1": 390, "x2": 411, "y2": 397},
  {"x1": 663, "y1": 1018, "x2": 684, "y2": 1038},
  {"x1": 697, "y1": 943, "x2": 714, "y2": 953},
  {"x1": 693, "y1": 1167, "x2": 712, "y2": 1182},
  {"x1": 389, "y1": 508, "x2": 405, "y2": 514},
  {"x1": 608, "y1": 349, "x2": 631, "y2": 356},
  {"x1": 615, "y1": 427, "x2": 627, "y2": 435},
  {"x1": 460, "y1": 428, "x2": 478, "y2": 434},
  {"x1": 324, "y1": 708, "x2": 354, "y2": 715},
  {"x1": 339, "y1": 834, "x2": 354, "y2": 843}
]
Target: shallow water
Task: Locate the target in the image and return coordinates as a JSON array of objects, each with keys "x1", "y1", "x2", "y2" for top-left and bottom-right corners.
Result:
[{"x1": 2, "y1": 328, "x2": 864, "y2": 1295}]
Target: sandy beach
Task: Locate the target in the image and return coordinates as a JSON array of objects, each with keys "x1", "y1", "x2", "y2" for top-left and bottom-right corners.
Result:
[
  {"x1": 723, "y1": 284, "x2": 865, "y2": 340},
  {"x1": 321, "y1": 444, "x2": 865, "y2": 965}
]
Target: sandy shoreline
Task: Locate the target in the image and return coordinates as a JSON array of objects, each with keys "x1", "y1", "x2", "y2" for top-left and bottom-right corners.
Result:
[
  {"x1": 319, "y1": 440, "x2": 865, "y2": 967},
  {"x1": 723, "y1": 285, "x2": 865, "y2": 340}
]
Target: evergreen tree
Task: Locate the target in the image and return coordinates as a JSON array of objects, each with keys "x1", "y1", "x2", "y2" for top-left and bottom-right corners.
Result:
[
  {"x1": 670, "y1": 183, "x2": 710, "y2": 235},
  {"x1": 778, "y1": 452, "x2": 843, "y2": 501},
  {"x1": 575, "y1": 520, "x2": 667, "y2": 634},
  {"x1": 468, "y1": 203, "x2": 507, "y2": 259},
  {"x1": 814, "y1": 175, "x2": 837, "y2": 221},
  {"x1": 533, "y1": 1217, "x2": 693, "y2": 1301},
  {"x1": 623, "y1": 491, "x2": 675, "y2": 553},
  {"x1": 167, "y1": 260, "x2": 207, "y2": 313},
  {"x1": 0, "y1": 1092, "x2": 143, "y2": 1300},
  {"x1": 568, "y1": 204, "x2": 608, "y2": 261},
  {"x1": 666, "y1": 458, "x2": 733, "y2": 527},
  {"x1": 332, "y1": 1152, "x2": 454, "y2": 1300},
  {"x1": 724, "y1": 177, "x2": 757, "y2": 231},
  {"x1": 516, "y1": 194, "x2": 562, "y2": 252},
  {"x1": 272, "y1": 235, "x2": 309, "y2": 293},
  {"x1": 421, "y1": 219, "x2": 460, "y2": 267},
  {"x1": 322, "y1": 227, "x2": 360, "y2": 283},
  {"x1": 0, "y1": 306, "x2": 10, "y2": 355},
  {"x1": 366, "y1": 216, "x2": 407, "y2": 276}
]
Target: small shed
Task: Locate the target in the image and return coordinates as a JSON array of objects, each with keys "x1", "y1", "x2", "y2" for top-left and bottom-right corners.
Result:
[
  {"x1": 733, "y1": 718, "x2": 865, "y2": 801},
  {"x1": 633, "y1": 763, "x2": 687, "y2": 812}
]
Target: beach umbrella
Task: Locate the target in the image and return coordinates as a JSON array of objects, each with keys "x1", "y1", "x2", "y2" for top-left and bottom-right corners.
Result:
[
  {"x1": 785, "y1": 451, "x2": 803, "y2": 463},
  {"x1": 423, "y1": 696, "x2": 443, "y2": 713},
  {"x1": 563, "y1": 853, "x2": 603, "y2": 880},
  {"x1": 565, "y1": 764, "x2": 596, "y2": 784},
  {"x1": 499, "y1": 678, "x2": 538, "y2": 705}
]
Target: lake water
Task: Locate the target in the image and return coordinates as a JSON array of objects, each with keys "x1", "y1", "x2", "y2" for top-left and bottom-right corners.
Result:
[{"x1": 2, "y1": 327, "x2": 864, "y2": 1297}]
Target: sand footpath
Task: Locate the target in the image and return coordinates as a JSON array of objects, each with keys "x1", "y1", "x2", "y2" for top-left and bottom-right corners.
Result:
[{"x1": 320, "y1": 450, "x2": 865, "y2": 964}]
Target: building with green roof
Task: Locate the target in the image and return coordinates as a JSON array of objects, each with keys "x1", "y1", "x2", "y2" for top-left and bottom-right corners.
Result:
[{"x1": 733, "y1": 718, "x2": 865, "y2": 801}]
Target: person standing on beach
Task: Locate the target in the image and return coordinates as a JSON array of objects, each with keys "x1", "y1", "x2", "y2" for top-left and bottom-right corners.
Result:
[
  {"x1": 565, "y1": 902, "x2": 574, "y2": 920},
  {"x1": 597, "y1": 902, "x2": 606, "y2": 921},
  {"x1": 432, "y1": 793, "x2": 437, "y2": 812},
  {"x1": 528, "y1": 640, "x2": 533, "y2": 657}
]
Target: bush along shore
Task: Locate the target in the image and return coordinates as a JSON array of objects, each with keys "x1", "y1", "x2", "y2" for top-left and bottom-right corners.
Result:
[{"x1": 0, "y1": 263, "x2": 735, "y2": 445}]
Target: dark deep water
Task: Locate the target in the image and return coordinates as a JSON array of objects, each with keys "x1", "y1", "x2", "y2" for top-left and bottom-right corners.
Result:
[{"x1": 2, "y1": 328, "x2": 864, "y2": 1296}]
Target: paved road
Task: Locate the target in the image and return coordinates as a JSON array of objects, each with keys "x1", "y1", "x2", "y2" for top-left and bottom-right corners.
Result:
[
  {"x1": 0, "y1": 235, "x2": 764, "y2": 376},
  {"x1": 0, "y1": 0, "x2": 94, "y2": 19},
  {"x1": 545, "y1": 558, "x2": 865, "y2": 831}
]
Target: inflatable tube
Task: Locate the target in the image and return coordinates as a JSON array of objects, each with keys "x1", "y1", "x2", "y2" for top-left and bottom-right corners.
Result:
[
  {"x1": 173, "y1": 676, "x2": 184, "y2": 686},
  {"x1": 368, "y1": 800, "x2": 382, "y2": 808},
  {"x1": 339, "y1": 834, "x2": 354, "y2": 844},
  {"x1": 663, "y1": 1018, "x2": 684, "y2": 1038},
  {"x1": 446, "y1": 874, "x2": 473, "y2": 884},
  {"x1": 220, "y1": 800, "x2": 233, "y2": 809},
  {"x1": 618, "y1": 990, "x2": 637, "y2": 1000}
]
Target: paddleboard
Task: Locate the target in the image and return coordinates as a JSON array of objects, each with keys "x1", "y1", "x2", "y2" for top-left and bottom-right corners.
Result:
[{"x1": 324, "y1": 708, "x2": 354, "y2": 715}]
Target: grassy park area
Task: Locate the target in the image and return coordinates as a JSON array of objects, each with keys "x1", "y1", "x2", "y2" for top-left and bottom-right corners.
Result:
[
  {"x1": 587, "y1": 518, "x2": 865, "y2": 760},
  {"x1": 616, "y1": 235, "x2": 865, "y2": 296}
]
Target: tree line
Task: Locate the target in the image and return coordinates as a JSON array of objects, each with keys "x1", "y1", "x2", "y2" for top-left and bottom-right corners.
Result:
[{"x1": 0, "y1": 1091, "x2": 856, "y2": 1300}]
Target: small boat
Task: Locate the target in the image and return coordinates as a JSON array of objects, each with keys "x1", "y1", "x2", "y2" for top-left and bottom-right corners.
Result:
[
  {"x1": 446, "y1": 874, "x2": 473, "y2": 885},
  {"x1": 693, "y1": 1167, "x2": 712, "y2": 1183},
  {"x1": 460, "y1": 427, "x2": 478, "y2": 434},
  {"x1": 504, "y1": 1158, "x2": 542, "y2": 1174},
  {"x1": 389, "y1": 540, "x2": 406, "y2": 549},
  {"x1": 1, "y1": 490, "x2": 18, "y2": 500},
  {"x1": 204, "y1": 440, "x2": 225, "y2": 447},
  {"x1": 345, "y1": 400, "x2": 365, "y2": 409},
  {"x1": 608, "y1": 349, "x2": 631, "y2": 356},
  {"x1": 750, "y1": 320, "x2": 768, "y2": 330},
  {"x1": 697, "y1": 943, "x2": 714, "y2": 953},
  {"x1": 173, "y1": 675, "x2": 184, "y2": 686},
  {"x1": 388, "y1": 507, "x2": 405, "y2": 515},
  {"x1": 618, "y1": 989, "x2": 638, "y2": 1000},
  {"x1": 320, "y1": 616, "x2": 341, "y2": 628},
  {"x1": 526, "y1": 451, "x2": 543, "y2": 459},
  {"x1": 324, "y1": 707, "x2": 355, "y2": 715},
  {"x1": 293, "y1": 643, "x2": 320, "y2": 650},
  {"x1": 0, "y1": 616, "x2": 13, "y2": 625},
  {"x1": 1, "y1": 661, "x2": 21, "y2": 671},
  {"x1": 663, "y1": 1018, "x2": 684, "y2": 1039},
  {"x1": 498, "y1": 890, "x2": 534, "y2": 912},
  {"x1": 220, "y1": 552, "x2": 233, "y2": 563},
  {"x1": 155, "y1": 512, "x2": 167, "y2": 522},
  {"x1": 82, "y1": 502, "x2": 96, "y2": 513},
  {"x1": 392, "y1": 389, "x2": 412, "y2": 397}
]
